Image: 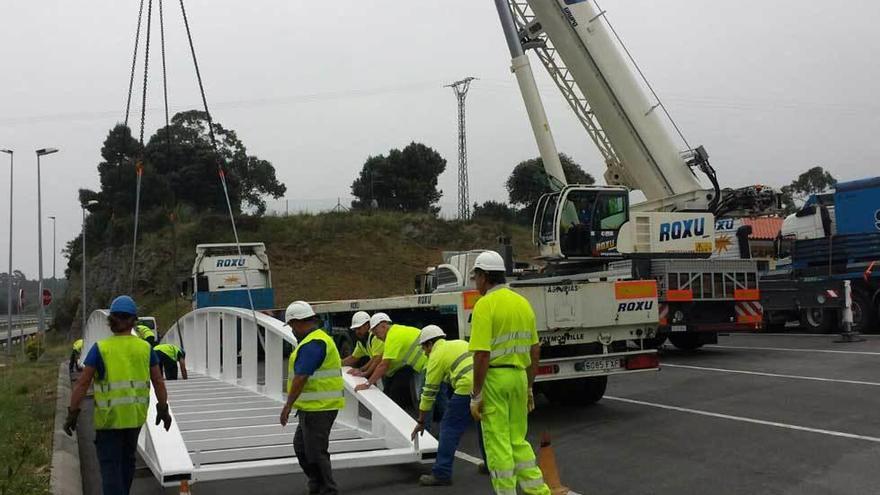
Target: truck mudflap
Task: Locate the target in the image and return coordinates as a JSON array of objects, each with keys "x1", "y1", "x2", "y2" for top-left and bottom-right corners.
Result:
[{"x1": 534, "y1": 349, "x2": 659, "y2": 382}]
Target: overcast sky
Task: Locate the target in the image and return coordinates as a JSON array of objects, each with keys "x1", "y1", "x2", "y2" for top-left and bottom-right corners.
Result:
[{"x1": 1, "y1": 0, "x2": 879, "y2": 277}]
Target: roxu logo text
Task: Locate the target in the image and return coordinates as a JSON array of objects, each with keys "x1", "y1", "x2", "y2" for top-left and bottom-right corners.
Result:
[
  {"x1": 617, "y1": 300, "x2": 654, "y2": 312},
  {"x1": 215, "y1": 258, "x2": 246, "y2": 268},
  {"x1": 659, "y1": 218, "x2": 705, "y2": 242}
]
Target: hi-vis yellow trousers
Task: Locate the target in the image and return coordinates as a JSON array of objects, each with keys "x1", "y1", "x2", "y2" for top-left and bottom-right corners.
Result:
[{"x1": 481, "y1": 367, "x2": 550, "y2": 495}]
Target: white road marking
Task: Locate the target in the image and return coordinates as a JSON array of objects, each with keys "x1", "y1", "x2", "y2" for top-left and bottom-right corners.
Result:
[
  {"x1": 662, "y1": 363, "x2": 880, "y2": 387},
  {"x1": 732, "y1": 333, "x2": 878, "y2": 338},
  {"x1": 605, "y1": 395, "x2": 880, "y2": 443},
  {"x1": 454, "y1": 450, "x2": 483, "y2": 465},
  {"x1": 707, "y1": 344, "x2": 880, "y2": 356}
]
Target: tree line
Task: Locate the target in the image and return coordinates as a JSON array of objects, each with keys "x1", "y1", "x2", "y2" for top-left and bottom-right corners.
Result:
[
  {"x1": 65, "y1": 110, "x2": 287, "y2": 278},
  {"x1": 347, "y1": 142, "x2": 594, "y2": 224},
  {"x1": 347, "y1": 141, "x2": 840, "y2": 220}
]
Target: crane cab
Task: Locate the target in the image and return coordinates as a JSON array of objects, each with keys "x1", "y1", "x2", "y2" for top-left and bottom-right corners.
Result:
[{"x1": 534, "y1": 185, "x2": 629, "y2": 261}]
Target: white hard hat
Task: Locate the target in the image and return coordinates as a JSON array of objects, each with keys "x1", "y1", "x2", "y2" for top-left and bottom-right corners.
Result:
[
  {"x1": 418, "y1": 325, "x2": 446, "y2": 345},
  {"x1": 350, "y1": 311, "x2": 370, "y2": 329},
  {"x1": 370, "y1": 312, "x2": 392, "y2": 329},
  {"x1": 472, "y1": 250, "x2": 506, "y2": 273},
  {"x1": 285, "y1": 300, "x2": 316, "y2": 323}
]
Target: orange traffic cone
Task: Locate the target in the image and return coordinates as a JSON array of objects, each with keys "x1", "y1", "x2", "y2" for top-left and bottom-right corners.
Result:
[
  {"x1": 179, "y1": 480, "x2": 191, "y2": 494},
  {"x1": 537, "y1": 432, "x2": 570, "y2": 495}
]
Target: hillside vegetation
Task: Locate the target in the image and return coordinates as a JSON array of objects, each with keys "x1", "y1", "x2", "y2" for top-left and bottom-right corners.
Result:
[{"x1": 58, "y1": 211, "x2": 536, "y2": 333}]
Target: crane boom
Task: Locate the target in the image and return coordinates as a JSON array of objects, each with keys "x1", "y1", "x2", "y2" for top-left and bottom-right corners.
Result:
[
  {"x1": 492, "y1": 0, "x2": 568, "y2": 188},
  {"x1": 519, "y1": 0, "x2": 712, "y2": 211}
]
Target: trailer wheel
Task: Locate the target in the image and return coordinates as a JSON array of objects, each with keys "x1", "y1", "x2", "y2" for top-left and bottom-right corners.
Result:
[
  {"x1": 852, "y1": 290, "x2": 878, "y2": 334},
  {"x1": 542, "y1": 376, "x2": 607, "y2": 406},
  {"x1": 799, "y1": 308, "x2": 834, "y2": 333},
  {"x1": 669, "y1": 333, "x2": 704, "y2": 351}
]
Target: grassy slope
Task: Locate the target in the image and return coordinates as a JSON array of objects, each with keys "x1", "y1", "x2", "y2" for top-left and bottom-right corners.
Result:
[
  {"x1": 62, "y1": 211, "x2": 536, "y2": 333},
  {"x1": 254, "y1": 212, "x2": 536, "y2": 305},
  {"x1": 0, "y1": 335, "x2": 68, "y2": 495},
  {"x1": 139, "y1": 212, "x2": 536, "y2": 326}
]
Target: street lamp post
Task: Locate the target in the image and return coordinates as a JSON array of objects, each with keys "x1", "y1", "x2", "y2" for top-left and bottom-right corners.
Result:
[
  {"x1": 35, "y1": 147, "x2": 58, "y2": 334},
  {"x1": 1, "y1": 149, "x2": 12, "y2": 359},
  {"x1": 49, "y1": 215, "x2": 56, "y2": 320},
  {"x1": 81, "y1": 200, "x2": 99, "y2": 335}
]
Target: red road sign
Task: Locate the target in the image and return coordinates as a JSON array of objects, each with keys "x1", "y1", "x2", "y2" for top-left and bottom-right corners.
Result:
[{"x1": 42, "y1": 289, "x2": 52, "y2": 307}]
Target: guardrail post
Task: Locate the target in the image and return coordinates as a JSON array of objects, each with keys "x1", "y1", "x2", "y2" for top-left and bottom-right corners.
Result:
[{"x1": 835, "y1": 280, "x2": 865, "y2": 343}]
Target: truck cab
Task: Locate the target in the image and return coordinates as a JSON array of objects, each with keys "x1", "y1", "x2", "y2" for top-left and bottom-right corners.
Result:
[{"x1": 186, "y1": 243, "x2": 275, "y2": 310}]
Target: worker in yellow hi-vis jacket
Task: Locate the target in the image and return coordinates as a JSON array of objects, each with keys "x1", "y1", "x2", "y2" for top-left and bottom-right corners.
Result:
[
  {"x1": 468, "y1": 251, "x2": 550, "y2": 495},
  {"x1": 411, "y1": 325, "x2": 475, "y2": 487}
]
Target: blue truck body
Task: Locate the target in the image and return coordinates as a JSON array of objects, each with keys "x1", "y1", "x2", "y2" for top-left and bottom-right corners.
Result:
[
  {"x1": 195, "y1": 287, "x2": 275, "y2": 310},
  {"x1": 833, "y1": 177, "x2": 880, "y2": 235},
  {"x1": 190, "y1": 243, "x2": 275, "y2": 311},
  {"x1": 783, "y1": 178, "x2": 880, "y2": 332}
]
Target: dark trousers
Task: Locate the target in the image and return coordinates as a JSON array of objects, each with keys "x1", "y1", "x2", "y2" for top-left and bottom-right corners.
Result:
[
  {"x1": 383, "y1": 367, "x2": 416, "y2": 410},
  {"x1": 432, "y1": 392, "x2": 473, "y2": 480},
  {"x1": 294, "y1": 409, "x2": 339, "y2": 495},
  {"x1": 95, "y1": 427, "x2": 141, "y2": 495},
  {"x1": 69, "y1": 351, "x2": 81, "y2": 373},
  {"x1": 158, "y1": 353, "x2": 179, "y2": 380}
]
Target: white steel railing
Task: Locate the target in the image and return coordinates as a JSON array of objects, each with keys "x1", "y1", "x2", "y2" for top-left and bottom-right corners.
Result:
[
  {"x1": 84, "y1": 306, "x2": 438, "y2": 486},
  {"x1": 160, "y1": 307, "x2": 292, "y2": 401}
]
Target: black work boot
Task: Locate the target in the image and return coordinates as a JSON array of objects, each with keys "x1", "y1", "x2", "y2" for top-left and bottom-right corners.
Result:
[{"x1": 419, "y1": 474, "x2": 452, "y2": 486}]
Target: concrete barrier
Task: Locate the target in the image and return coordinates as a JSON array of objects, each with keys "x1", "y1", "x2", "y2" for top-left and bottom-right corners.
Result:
[{"x1": 50, "y1": 363, "x2": 82, "y2": 495}]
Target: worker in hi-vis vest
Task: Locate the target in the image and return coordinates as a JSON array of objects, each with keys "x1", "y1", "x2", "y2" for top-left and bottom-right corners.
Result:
[
  {"x1": 411, "y1": 325, "x2": 477, "y2": 486},
  {"x1": 64, "y1": 295, "x2": 172, "y2": 495},
  {"x1": 342, "y1": 311, "x2": 385, "y2": 375},
  {"x1": 69, "y1": 338, "x2": 84, "y2": 373},
  {"x1": 280, "y1": 301, "x2": 345, "y2": 495},
  {"x1": 354, "y1": 312, "x2": 427, "y2": 411},
  {"x1": 136, "y1": 323, "x2": 156, "y2": 347},
  {"x1": 154, "y1": 343, "x2": 188, "y2": 380},
  {"x1": 468, "y1": 251, "x2": 550, "y2": 495}
]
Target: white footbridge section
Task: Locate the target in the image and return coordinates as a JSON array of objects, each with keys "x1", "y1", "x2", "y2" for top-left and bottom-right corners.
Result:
[{"x1": 84, "y1": 307, "x2": 437, "y2": 487}]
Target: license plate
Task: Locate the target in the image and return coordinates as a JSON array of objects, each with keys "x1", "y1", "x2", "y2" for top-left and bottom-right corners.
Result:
[
  {"x1": 671, "y1": 325, "x2": 687, "y2": 332},
  {"x1": 578, "y1": 357, "x2": 623, "y2": 372}
]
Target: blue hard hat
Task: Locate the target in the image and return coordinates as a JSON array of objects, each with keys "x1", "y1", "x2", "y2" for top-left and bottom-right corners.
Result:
[{"x1": 109, "y1": 295, "x2": 138, "y2": 316}]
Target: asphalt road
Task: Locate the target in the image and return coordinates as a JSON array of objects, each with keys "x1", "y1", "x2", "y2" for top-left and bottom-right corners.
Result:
[{"x1": 94, "y1": 332, "x2": 880, "y2": 495}]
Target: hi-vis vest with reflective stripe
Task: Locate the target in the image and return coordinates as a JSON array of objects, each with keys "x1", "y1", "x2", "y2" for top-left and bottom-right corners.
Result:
[
  {"x1": 154, "y1": 343, "x2": 181, "y2": 361},
  {"x1": 137, "y1": 324, "x2": 156, "y2": 340},
  {"x1": 385, "y1": 324, "x2": 427, "y2": 376},
  {"x1": 473, "y1": 286, "x2": 537, "y2": 369},
  {"x1": 94, "y1": 335, "x2": 152, "y2": 430},
  {"x1": 420, "y1": 339, "x2": 473, "y2": 411},
  {"x1": 288, "y1": 329, "x2": 345, "y2": 412},
  {"x1": 353, "y1": 333, "x2": 384, "y2": 360}
]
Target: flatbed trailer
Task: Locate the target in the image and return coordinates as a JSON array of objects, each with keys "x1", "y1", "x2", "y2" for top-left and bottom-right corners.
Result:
[{"x1": 312, "y1": 274, "x2": 661, "y2": 405}]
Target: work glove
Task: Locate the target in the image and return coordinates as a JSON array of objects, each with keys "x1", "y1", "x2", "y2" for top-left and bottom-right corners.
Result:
[
  {"x1": 527, "y1": 387, "x2": 535, "y2": 413},
  {"x1": 155, "y1": 403, "x2": 173, "y2": 431},
  {"x1": 470, "y1": 392, "x2": 483, "y2": 421},
  {"x1": 63, "y1": 407, "x2": 80, "y2": 436}
]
